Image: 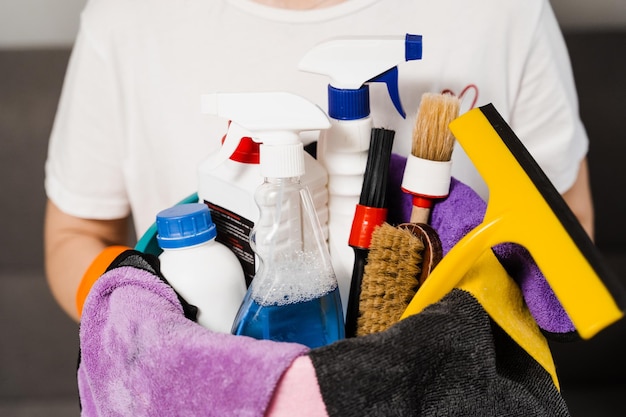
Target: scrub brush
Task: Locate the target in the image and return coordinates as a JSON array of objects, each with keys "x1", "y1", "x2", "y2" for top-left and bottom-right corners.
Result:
[
  {"x1": 355, "y1": 221, "x2": 442, "y2": 336},
  {"x1": 401, "y1": 92, "x2": 461, "y2": 224},
  {"x1": 345, "y1": 127, "x2": 395, "y2": 338}
]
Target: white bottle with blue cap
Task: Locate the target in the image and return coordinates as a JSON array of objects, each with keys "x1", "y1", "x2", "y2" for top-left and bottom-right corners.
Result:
[
  {"x1": 156, "y1": 203, "x2": 247, "y2": 333},
  {"x1": 298, "y1": 34, "x2": 423, "y2": 314}
]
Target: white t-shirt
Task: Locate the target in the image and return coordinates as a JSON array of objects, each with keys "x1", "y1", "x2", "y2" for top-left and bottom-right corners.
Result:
[{"x1": 46, "y1": 0, "x2": 587, "y2": 239}]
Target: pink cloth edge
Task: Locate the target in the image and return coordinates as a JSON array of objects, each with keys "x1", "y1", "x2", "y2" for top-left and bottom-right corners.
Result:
[{"x1": 265, "y1": 356, "x2": 329, "y2": 417}]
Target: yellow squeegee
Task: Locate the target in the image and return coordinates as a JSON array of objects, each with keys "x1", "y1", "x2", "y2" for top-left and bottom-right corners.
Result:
[{"x1": 401, "y1": 104, "x2": 624, "y2": 339}]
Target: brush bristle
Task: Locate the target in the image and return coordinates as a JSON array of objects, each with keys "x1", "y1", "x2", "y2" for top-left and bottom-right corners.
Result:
[
  {"x1": 411, "y1": 92, "x2": 461, "y2": 162},
  {"x1": 359, "y1": 128, "x2": 395, "y2": 208},
  {"x1": 356, "y1": 223, "x2": 424, "y2": 336}
]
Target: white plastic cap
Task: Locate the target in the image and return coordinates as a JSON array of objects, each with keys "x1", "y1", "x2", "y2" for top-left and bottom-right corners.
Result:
[
  {"x1": 261, "y1": 142, "x2": 305, "y2": 178},
  {"x1": 401, "y1": 154, "x2": 452, "y2": 198}
]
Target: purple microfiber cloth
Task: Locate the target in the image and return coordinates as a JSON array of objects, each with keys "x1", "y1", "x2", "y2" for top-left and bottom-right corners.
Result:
[
  {"x1": 77, "y1": 251, "x2": 308, "y2": 417},
  {"x1": 386, "y1": 153, "x2": 576, "y2": 337}
]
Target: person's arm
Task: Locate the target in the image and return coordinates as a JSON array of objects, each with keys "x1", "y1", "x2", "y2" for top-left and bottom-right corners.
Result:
[
  {"x1": 561, "y1": 157, "x2": 594, "y2": 240},
  {"x1": 44, "y1": 200, "x2": 130, "y2": 322}
]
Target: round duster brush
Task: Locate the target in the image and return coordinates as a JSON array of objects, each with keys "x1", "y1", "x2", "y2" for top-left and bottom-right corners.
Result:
[
  {"x1": 344, "y1": 127, "x2": 395, "y2": 338},
  {"x1": 401, "y1": 93, "x2": 461, "y2": 224}
]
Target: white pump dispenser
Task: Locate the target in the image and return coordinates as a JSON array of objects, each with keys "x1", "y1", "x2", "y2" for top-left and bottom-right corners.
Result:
[
  {"x1": 202, "y1": 92, "x2": 344, "y2": 348},
  {"x1": 298, "y1": 34, "x2": 423, "y2": 313}
]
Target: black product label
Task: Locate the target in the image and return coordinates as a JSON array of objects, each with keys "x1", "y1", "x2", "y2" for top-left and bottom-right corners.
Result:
[{"x1": 204, "y1": 201, "x2": 255, "y2": 287}]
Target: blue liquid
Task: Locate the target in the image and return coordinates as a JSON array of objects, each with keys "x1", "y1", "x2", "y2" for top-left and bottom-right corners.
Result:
[{"x1": 232, "y1": 287, "x2": 344, "y2": 348}]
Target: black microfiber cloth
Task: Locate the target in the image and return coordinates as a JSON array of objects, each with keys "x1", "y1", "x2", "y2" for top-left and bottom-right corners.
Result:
[{"x1": 309, "y1": 289, "x2": 570, "y2": 417}]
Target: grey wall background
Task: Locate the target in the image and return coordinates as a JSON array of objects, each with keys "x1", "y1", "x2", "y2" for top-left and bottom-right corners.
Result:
[
  {"x1": 0, "y1": 0, "x2": 625, "y2": 49},
  {"x1": 0, "y1": 0, "x2": 86, "y2": 48},
  {"x1": 551, "y1": 0, "x2": 626, "y2": 30}
]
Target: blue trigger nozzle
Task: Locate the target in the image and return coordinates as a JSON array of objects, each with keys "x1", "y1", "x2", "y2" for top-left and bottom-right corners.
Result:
[
  {"x1": 405, "y1": 34, "x2": 423, "y2": 61},
  {"x1": 369, "y1": 67, "x2": 406, "y2": 119}
]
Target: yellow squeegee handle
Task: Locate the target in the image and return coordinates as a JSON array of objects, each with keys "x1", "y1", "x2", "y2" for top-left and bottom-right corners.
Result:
[{"x1": 401, "y1": 104, "x2": 624, "y2": 339}]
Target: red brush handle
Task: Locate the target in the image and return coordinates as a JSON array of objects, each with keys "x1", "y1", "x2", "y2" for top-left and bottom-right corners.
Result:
[{"x1": 348, "y1": 205, "x2": 388, "y2": 249}]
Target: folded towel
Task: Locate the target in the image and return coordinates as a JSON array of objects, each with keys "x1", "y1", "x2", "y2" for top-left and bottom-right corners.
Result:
[
  {"x1": 78, "y1": 251, "x2": 308, "y2": 417},
  {"x1": 387, "y1": 153, "x2": 575, "y2": 337}
]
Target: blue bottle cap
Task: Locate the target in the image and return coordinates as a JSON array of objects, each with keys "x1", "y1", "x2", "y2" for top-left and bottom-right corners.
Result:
[
  {"x1": 156, "y1": 203, "x2": 217, "y2": 249},
  {"x1": 328, "y1": 84, "x2": 370, "y2": 120}
]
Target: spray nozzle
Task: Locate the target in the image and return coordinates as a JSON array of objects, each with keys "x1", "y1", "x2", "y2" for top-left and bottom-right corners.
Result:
[
  {"x1": 201, "y1": 92, "x2": 330, "y2": 177},
  {"x1": 299, "y1": 33, "x2": 422, "y2": 120},
  {"x1": 368, "y1": 67, "x2": 404, "y2": 117}
]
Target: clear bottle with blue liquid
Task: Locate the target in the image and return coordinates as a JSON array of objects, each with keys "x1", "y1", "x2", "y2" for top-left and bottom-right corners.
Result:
[
  {"x1": 232, "y1": 174, "x2": 344, "y2": 348},
  {"x1": 201, "y1": 92, "x2": 344, "y2": 348}
]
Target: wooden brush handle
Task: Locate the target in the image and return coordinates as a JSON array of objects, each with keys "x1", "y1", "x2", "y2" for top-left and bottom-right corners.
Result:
[{"x1": 410, "y1": 205, "x2": 431, "y2": 224}]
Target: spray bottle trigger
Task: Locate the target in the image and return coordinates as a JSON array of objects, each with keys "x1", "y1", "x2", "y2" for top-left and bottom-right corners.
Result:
[
  {"x1": 369, "y1": 67, "x2": 406, "y2": 119},
  {"x1": 202, "y1": 122, "x2": 256, "y2": 170}
]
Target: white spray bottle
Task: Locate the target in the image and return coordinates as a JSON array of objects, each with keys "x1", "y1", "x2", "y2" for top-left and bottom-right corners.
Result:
[
  {"x1": 197, "y1": 127, "x2": 328, "y2": 287},
  {"x1": 202, "y1": 92, "x2": 344, "y2": 348},
  {"x1": 298, "y1": 34, "x2": 423, "y2": 313}
]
